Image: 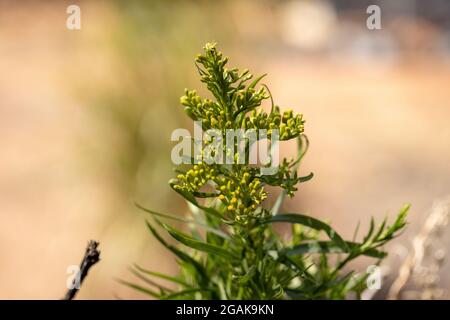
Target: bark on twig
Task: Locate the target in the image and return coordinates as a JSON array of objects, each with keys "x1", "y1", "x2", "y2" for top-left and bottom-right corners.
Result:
[{"x1": 64, "y1": 240, "x2": 100, "y2": 300}]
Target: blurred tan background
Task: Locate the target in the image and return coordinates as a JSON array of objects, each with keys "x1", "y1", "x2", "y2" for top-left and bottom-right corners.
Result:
[{"x1": 0, "y1": 0, "x2": 449, "y2": 299}]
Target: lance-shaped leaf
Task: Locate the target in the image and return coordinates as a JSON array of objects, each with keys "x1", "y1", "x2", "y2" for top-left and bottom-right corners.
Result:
[
  {"x1": 136, "y1": 202, "x2": 230, "y2": 239},
  {"x1": 133, "y1": 264, "x2": 193, "y2": 288},
  {"x1": 163, "y1": 288, "x2": 213, "y2": 300},
  {"x1": 283, "y1": 241, "x2": 386, "y2": 259},
  {"x1": 159, "y1": 221, "x2": 237, "y2": 260},
  {"x1": 260, "y1": 172, "x2": 314, "y2": 187},
  {"x1": 146, "y1": 221, "x2": 208, "y2": 282},
  {"x1": 128, "y1": 266, "x2": 174, "y2": 294},
  {"x1": 261, "y1": 214, "x2": 348, "y2": 250},
  {"x1": 169, "y1": 181, "x2": 222, "y2": 219},
  {"x1": 117, "y1": 280, "x2": 161, "y2": 299}
]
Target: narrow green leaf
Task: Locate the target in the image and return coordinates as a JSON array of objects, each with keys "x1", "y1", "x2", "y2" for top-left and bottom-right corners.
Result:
[
  {"x1": 159, "y1": 221, "x2": 237, "y2": 260},
  {"x1": 129, "y1": 267, "x2": 173, "y2": 294},
  {"x1": 363, "y1": 217, "x2": 375, "y2": 244},
  {"x1": 380, "y1": 204, "x2": 409, "y2": 241},
  {"x1": 262, "y1": 172, "x2": 313, "y2": 187},
  {"x1": 169, "y1": 183, "x2": 222, "y2": 219},
  {"x1": 136, "y1": 202, "x2": 230, "y2": 239},
  {"x1": 118, "y1": 279, "x2": 160, "y2": 298},
  {"x1": 289, "y1": 134, "x2": 310, "y2": 170},
  {"x1": 297, "y1": 172, "x2": 314, "y2": 183},
  {"x1": 163, "y1": 288, "x2": 212, "y2": 300},
  {"x1": 373, "y1": 216, "x2": 388, "y2": 241},
  {"x1": 283, "y1": 241, "x2": 386, "y2": 258},
  {"x1": 192, "y1": 191, "x2": 218, "y2": 198},
  {"x1": 285, "y1": 288, "x2": 310, "y2": 299},
  {"x1": 232, "y1": 104, "x2": 258, "y2": 119},
  {"x1": 248, "y1": 73, "x2": 267, "y2": 89},
  {"x1": 136, "y1": 202, "x2": 190, "y2": 223},
  {"x1": 262, "y1": 214, "x2": 348, "y2": 250},
  {"x1": 352, "y1": 221, "x2": 360, "y2": 242},
  {"x1": 238, "y1": 265, "x2": 256, "y2": 284},
  {"x1": 145, "y1": 221, "x2": 207, "y2": 280},
  {"x1": 262, "y1": 84, "x2": 275, "y2": 113},
  {"x1": 133, "y1": 264, "x2": 192, "y2": 288}
]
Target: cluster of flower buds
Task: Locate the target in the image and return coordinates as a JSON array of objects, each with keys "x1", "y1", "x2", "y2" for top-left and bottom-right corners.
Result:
[
  {"x1": 173, "y1": 43, "x2": 307, "y2": 225},
  {"x1": 180, "y1": 90, "x2": 231, "y2": 130},
  {"x1": 195, "y1": 43, "x2": 230, "y2": 98},
  {"x1": 218, "y1": 171, "x2": 267, "y2": 223},
  {"x1": 244, "y1": 107, "x2": 304, "y2": 140},
  {"x1": 173, "y1": 163, "x2": 267, "y2": 224},
  {"x1": 174, "y1": 162, "x2": 216, "y2": 191}
]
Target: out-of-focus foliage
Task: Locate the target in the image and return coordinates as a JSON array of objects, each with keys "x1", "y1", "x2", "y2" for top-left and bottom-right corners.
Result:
[{"x1": 81, "y1": 1, "x2": 238, "y2": 203}]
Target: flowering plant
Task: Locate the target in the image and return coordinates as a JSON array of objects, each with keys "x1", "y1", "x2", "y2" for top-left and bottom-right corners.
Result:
[{"x1": 125, "y1": 43, "x2": 408, "y2": 300}]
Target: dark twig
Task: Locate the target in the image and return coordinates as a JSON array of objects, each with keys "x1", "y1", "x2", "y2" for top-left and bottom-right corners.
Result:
[{"x1": 64, "y1": 240, "x2": 100, "y2": 300}]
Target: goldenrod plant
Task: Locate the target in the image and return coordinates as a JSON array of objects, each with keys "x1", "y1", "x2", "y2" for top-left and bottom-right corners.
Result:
[{"x1": 125, "y1": 43, "x2": 409, "y2": 299}]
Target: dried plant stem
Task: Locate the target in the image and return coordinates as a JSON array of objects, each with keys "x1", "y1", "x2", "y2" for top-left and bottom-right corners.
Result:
[
  {"x1": 64, "y1": 240, "x2": 100, "y2": 300},
  {"x1": 388, "y1": 200, "x2": 448, "y2": 300}
]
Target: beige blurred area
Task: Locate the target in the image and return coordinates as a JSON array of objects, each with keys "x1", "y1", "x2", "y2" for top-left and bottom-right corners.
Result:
[{"x1": 0, "y1": 0, "x2": 449, "y2": 299}]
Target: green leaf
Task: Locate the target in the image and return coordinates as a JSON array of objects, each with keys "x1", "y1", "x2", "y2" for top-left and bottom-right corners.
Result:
[
  {"x1": 146, "y1": 221, "x2": 208, "y2": 281},
  {"x1": 289, "y1": 134, "x2": 310, "y2": 170},
  {"x1": 373, "y1": 217, "x2": 388, "y2": 242},
  {"x1": 248, "y1": 73, "x2": 267, "y2": 89},
  {"x1": 262, "y1": 84, "x2": 275, "y2": 113},
  {"x1": 118, "y1": 279, "x2": 161, "y2": 298},
  {"x1": 192, "y1": 191, "x2": 219, "y2": 198},
  {"x1": 363, "y1": 217, "x2": 375, "y2": 244},
  {"x1": 136, "y1": 202, "x2": 230, "y2": 239},
  {"x1": 238, "y1": 265, "x2": 257, "y2": 285},
  {"x1": 262, "y1": 214, "x2": 348, "y2": 250},
  {"x1": 159, "y1": 221, "x2": 237, "y2": 260},
  {"x1": 136, "y1": 202, "x2": 191, "y2": 223},
  {"x1": 133, "y1": 264, "x2": 192, "y2": 288},
  {"x1": 285, "y1": 288, "x2": 309, "y2": 299},
  {"x1": 379, "y1": 204, "x2": 409, "y2": 241},
  {"x1": 163, "y1": 288, "x2": 212, "y2": 300},
  {"x1": 297, "y1": 172, "x2": 314, "y2": 183},
  {"x1": 129, "y1": 267, "x2": 174, "y2": 294},
  {"x1": 283, "y1": 241, "x2": 386, "y2": 259},
  {"x1": 169, "y1": 182, "x2": 222, "y2": 219},
  {"x1": 261, "y1": 172, "x2": 313, "y2": 187}
]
